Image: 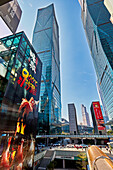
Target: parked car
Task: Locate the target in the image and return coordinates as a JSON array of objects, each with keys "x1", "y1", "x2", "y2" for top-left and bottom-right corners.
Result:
[
  {"x1": 37, "y1": 143, "x2": 45, "y2": 148},
  {"x1": 80, "y1": 144, "x2": 88, "y2": 148},
  {"x1": 53, "y1": 143, "x2": 61, "y2": 147}
]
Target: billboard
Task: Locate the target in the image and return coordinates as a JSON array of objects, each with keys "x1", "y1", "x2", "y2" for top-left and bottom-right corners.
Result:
[
  {"x1": 92, "y1": 102, "x2": 105, "y2": 131},
  {"x1": 0, "y1": 32, "x2": 42, "y2": 169},
  {"x1": 0, "y1": 0, "x2": 22, "y2": 33},
  {"x1": 0, "y1": 32, "x2": 42, "y2": 136},
  {"x1": 0, "y1": 49, "x2": 41, "y2": 136}
]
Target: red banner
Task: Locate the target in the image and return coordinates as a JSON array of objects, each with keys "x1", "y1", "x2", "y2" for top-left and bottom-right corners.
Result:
[{"x1": 93, "y1": 102, "x2": 105, "y2": 130}]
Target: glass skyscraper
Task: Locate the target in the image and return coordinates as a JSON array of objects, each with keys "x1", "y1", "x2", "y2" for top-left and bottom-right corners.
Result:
[
  {"x1": 0, "y1": 31, "x2": 42, "y2": 136},
  {"x1": 81, "y1": 104, "x2": 91, "y2": 126},
  {"x1": 68, "y1": 103, "x2": 78, "y2": 135},
  {"x1": 32, "y1": 4, "x2": 61, "y2": 134},
  {"x1": 79, "y1": 0, "x2": 113, "y2": 121}
]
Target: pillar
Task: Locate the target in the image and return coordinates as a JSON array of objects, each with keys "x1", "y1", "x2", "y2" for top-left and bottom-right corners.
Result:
[
  {"x1": 63, "y1": 159, "x2": 65, "y2": 169},
  {"x1": 94, "y1": 138, "x2": 96, "y2": 145},
  {"x1": 81, "y1": 138, "x2": 84, "y2": 144},
  {"x1": 47, "y1": 137, "x2": 49, "y2": 146}
]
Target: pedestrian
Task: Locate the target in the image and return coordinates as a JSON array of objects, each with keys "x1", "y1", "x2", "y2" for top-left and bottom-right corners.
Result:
[
  {"x1": 106, "y1": 146, "x2": 108, "y2": 151},
  {"x1": 109, "y1": 149, "x2": 111, "y2": 154}
]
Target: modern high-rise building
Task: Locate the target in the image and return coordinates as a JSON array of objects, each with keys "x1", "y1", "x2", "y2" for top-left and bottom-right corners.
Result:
[
  {"x1": 90, "y1": 101, "x2": 106, "y2": 134},
  {"x1": 0, "y1": 31, "x2": 42, "y2": 136},
  {"x1": 32, "y1": 4, "x2": 61, "y2": 134},
  {"x1": 78, "y1": 0, "x2": 113, "y2": 122},
  {"x1": 0, "y1": 31, "x2": 42, "y2": 169},
  {"x1": 81, "y1": 104, "x2": 91, "y2": 126},
  {"x1": 96, "y1": 81, "x2": 110, "y2": 129},
  {"x1": 68, "y1": 103, "x2": 78, "y2": 135},
  {"x1": 96, "y1": 81, "x2": 108, "y2": 117}
]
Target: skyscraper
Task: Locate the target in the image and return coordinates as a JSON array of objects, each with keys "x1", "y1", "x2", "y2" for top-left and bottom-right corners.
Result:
[
  {"x1": 0, "y1": 31, "x2": 42, "y2": 136},
  {"x1": 96, "y1": 80, "x2": 110, "y2": 129},
  {"x1": 32, "y1": 4, "x2": 61, "y2": 134},
  {"x1": 90, "y1": 101, "x2": 106, "y2": 134},
  {"x1": 68, "y1": 103, "x2": 78, "y2": 135},
  {"x1": 79, "y1": 0, "x2": 113, "y2": 121},
  {"x1": 81, "y1": 104, "x2": 91, "y2": 126}
]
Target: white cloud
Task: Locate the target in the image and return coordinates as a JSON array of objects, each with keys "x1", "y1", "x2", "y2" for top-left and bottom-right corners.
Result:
[
  {"x1": 20, "y1": 0, "x2": 24, "y2": 4},
  {"x1": 28, "y1": 3, "x2": 32, "y2": 7}
]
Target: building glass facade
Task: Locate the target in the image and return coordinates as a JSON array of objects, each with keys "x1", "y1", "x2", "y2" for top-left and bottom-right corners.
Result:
[
  {"x1": 0, "y1": 31, "x2": 42, "y2": 136},
  {"x1": 79, "y1": 0, "x2": 113, "y2": 121},
  {"x1": 81, "y1": 104, "x2": 91, "y2": 126},
  {"x1": 32, "y1": 4, "x2": 61, "y2": 134},
  {"x1": 0, "y1": 31, "x2": 42, "y2": 169},
  {"x1": 90, "y1": 101, "x2": 106, "y2": 134},
  {"x1": 68, "y1": 103, "x2": 78, "y2": 135}
]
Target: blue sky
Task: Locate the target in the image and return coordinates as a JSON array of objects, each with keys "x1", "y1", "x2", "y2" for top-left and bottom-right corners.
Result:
[{"x1": 0, "y1": 0, "x2": 99, "y2": 124}]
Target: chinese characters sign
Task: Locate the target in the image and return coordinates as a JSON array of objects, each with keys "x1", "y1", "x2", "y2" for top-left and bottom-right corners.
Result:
[
  {"x1": 17, "y1": 68, "x2": 38, "y2": 96},
  {"x1": 93, "y1": 102, "x2": 105, "y2": 130}
]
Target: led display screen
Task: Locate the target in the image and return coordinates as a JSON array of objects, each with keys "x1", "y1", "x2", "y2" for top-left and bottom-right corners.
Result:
[
  {"x1": 0, "y1": 32, "x2": 42, "y2": 169},
  {"x1": 0, "y1": 32, "x2": 42, "y2": 137}
]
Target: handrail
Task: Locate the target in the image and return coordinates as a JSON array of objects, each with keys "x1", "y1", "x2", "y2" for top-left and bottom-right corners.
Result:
[
  {"x1": 93, "y1": 155, "x2": 111, "y2": 170},
  {"x1": 87, "y1": 145, "x2": 113, "y2": 170},
  {"x1": 36, "y1": 134, "x2": 113, "y2": 138}
]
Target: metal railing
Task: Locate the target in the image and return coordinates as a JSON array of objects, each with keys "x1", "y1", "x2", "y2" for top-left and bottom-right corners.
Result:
[
  {"x1": 87, "y1": 145, "x2": 113, "y2": 170},
  {"x1": 36, "y1": 134, "x2": 113, "y2": 139}
]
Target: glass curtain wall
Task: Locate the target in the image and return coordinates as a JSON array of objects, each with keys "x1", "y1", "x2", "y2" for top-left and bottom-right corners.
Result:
[
  {"x1": 32, "y1": 4, "x2": 61, "y2": 134},
  {"x1": 80, "y1": 0, "x2": 113, "y2": 121},
  {"x1": 0, "y1": 31, "x2": 42, "y2": 135}
]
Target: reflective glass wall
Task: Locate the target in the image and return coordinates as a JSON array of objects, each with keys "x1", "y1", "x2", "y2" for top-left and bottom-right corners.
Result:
[
  {"x1": 0, "y1": 31, "x2": 42, "y2": 135},
  {"x1": 0, "y1": 31, "x2": 42, "y2": 169},
  {"x1": 32, "y1": 4, "x2": 61, "y2": 134},
  {"x1": 81, "y1": 0, "x2": 113, "y2": 121}
]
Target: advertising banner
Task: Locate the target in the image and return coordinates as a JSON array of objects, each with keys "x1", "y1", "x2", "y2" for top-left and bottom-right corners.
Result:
[
  {"x1": 0, "y1": 0, "x2": 22, "y2": 33},
  {"x1": 93, "y1": 102, "x2": 106, "y2": 130},
  {"x1": 0, "y1": 32, "x2": 42, "y2": 169},
  {"x1": 0, "y1": 49, "x2": 41, "y2": 136}
]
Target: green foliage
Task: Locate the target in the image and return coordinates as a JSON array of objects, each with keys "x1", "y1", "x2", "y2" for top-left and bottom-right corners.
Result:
[
  {"x1": 47, "y1": 160, "x2": 57, "y2": 170},
  {"x1": 107, "y1": 130, "x2": 113, "y2": 135}
]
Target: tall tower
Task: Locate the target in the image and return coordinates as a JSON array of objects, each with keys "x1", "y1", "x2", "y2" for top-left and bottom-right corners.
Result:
[
  {"x1": 68, "y1": 103, "x2": 78, "y2": 135},
  {"x1": 81, "y1": 104, "x2": 91, "y2": 126},
  {"x1": 90, "y1": 101, "x2": 106, "y2": 134},
  {"x1": 32, "y1": 4, "x2": 61, "y2": 134},
  {"x1": 79, "y1": 0, "x2": 113, "y2": 121},
  {"x1": 96, "y1": 81, "x2": 110, "y2": 130}
]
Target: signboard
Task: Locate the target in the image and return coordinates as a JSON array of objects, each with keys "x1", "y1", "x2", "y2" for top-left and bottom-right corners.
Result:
[
  {"x1": 93, "y1": 102, "x2": 106, "y2": 131},
  {"x1": 104, "y1": 0, "x2": 113, "y2": 24},
  {"x1": 2, "y1": 49, "x2": 41, "y2": 136},
  {"x1": 0, "y1": 32, "x2": 42, "y2": 169},
  {"x1": 0, "y1": 0, "x2": 22, "y2": 33}
]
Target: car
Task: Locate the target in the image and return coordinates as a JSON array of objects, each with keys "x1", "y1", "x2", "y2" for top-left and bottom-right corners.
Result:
[
  {"x1": 53, "y1": 143, "x2": 61, "y2": 147},
  {"x1": 37, "y1": 143, "x2": 45, "y2": 148},
  {"x1": 80, "y1": 144, "x2": 88, "y2": 148}
]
